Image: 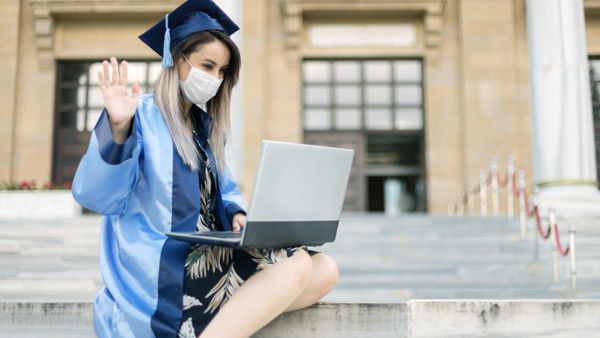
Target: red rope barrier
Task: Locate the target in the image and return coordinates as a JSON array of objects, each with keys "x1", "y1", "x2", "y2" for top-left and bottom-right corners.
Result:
[
  {"x1": 521, "y1": 182, "x2": 572, "y2": 256},
  {"x1": 532, "y1": 206, "x2": 551, "y2": 240},
  {"x1": 522, "y1": 190, "x2": 536, "y2": 217},
  {"x1": 454, "y1": 164, "x2": 571, "y2": 258},
  {"x1": 553, "y1": 222, "x2": 570, "y2": 256}
]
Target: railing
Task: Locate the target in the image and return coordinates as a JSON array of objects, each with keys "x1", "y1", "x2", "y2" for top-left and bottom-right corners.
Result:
[{"x1": 448, "y1": 157, "x2": 578, "y2": 296}]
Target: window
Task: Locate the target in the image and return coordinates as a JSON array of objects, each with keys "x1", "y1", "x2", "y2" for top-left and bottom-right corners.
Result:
[
  {"x1": 589, "y1": 59, "x2": 600, "y2": 186},
  {"x1": 303, "y1": 58, "x2": 427, "y2": 213},
  {"x1": 52, "y1": 60, "x2": 161, "y2": 187},
  {"x1": 55, "y1": 61, "x2": 161, "y2": 132},
  {"x1": 590, "y1": 59, "x2": 600, "y2": 123},
  {"x1": 302, "y1": 59, "x2": 424, "y2": 131}
]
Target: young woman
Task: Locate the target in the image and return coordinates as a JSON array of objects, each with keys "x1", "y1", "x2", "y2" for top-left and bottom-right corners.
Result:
[{"x1": 71, "y1": 1, "x2": 339, "y2": 337}]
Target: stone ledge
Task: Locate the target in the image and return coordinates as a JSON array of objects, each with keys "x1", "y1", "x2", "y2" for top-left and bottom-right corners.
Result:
[
  {"x1": 407, "y1": 299, "x2": 600, "y2": 338},
  {"x1": 257, "y1": 302, "x2": 407, "y2": 337},
  {"x1": 2, "y1": 300, "x2": 600, "y2": 337},
  {"x1": 0, "y1": 191, "x2": 81, "y2": 219}
]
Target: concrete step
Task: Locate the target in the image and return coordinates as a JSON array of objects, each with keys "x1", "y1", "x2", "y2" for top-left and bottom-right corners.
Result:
[
  {"x1": 1, "y1": 300, "x2": 599, "y2": 337},
  {"x1": 1, "y1": 214, "x2": 598, "y2": 303},
  {"x1": 323, "y1": 288, "x2": 582, "y2": 302}
]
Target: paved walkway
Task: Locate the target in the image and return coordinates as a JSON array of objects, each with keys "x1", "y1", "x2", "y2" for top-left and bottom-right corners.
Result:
[{"x1": 0, "y1": 213, "x2": 598, "y2": 302}]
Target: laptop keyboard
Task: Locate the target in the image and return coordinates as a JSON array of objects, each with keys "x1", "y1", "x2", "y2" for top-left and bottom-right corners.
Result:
[{"x1": 194, "y1": 231, "x2": 243, "y2": 239}]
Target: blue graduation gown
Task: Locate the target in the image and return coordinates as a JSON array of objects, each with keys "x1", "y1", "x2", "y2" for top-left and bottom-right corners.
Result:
[{"x1": 71, "y1": 93, "x2": 246, "y2": 338}]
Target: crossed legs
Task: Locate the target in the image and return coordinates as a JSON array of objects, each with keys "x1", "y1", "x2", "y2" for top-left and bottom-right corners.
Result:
[{"x1": 198, "y1": 251, "x2": 339, "y2": 338}]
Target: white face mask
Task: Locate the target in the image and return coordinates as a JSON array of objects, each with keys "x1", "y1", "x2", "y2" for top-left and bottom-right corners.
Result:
[{"x1": 179, "y1": 56, "x2": 223, "y2": 106}]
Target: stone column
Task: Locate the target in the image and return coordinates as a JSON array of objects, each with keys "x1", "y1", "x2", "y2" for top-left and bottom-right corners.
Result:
[
  {"x1": 0, "y1": 0, "x2": 21, "y2": 180},
  {"x1": 215, "y1": 0, "x2": 244, "y2": 180},
  {"x1": 526, "y1": 0, "x2": 600, "y2": 216}
]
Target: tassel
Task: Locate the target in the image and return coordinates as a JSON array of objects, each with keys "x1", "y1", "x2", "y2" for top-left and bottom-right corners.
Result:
[{"x1": 162, "y1": 13, "x2": 173, "y2": 68}]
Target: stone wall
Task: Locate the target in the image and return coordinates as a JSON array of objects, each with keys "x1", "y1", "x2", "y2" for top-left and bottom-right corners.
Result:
[{"x1": 3, "y1": 0, "x2": 600, "y2": 213}]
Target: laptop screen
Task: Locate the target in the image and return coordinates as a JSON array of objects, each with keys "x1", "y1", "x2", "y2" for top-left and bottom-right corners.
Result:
[{"x1": 246, "y1": 141, "x2": 354, "y2": 222}]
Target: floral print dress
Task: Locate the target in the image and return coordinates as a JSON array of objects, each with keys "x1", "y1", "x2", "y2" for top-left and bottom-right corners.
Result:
[{"x1": 177, "y1": 109, "x2": 318, "y2": 337}]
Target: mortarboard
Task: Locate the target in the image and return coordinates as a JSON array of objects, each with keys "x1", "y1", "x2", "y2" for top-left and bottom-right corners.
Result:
[{"x1": 139, "y1": 0, "x2": 239, "y2": 68}]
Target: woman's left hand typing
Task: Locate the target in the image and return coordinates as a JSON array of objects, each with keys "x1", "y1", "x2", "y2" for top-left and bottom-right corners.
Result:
[{"x1": 232, "y1": 213, "x2": 247, "y2": 232}]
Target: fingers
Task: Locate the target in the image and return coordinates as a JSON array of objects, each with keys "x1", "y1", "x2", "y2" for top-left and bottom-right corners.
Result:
[
  {"x1": 232, "y1": 214, "x2": 247, "y2": 231},
  {"x1": 232, "y1": 217, "x2": 244, "y2": 232},
  {"x1": 120, "y1": 60, "x2": 128, "y2": 86},
  {"x1": 98, "y1": 70, "x2": 105, "y2": 90},
  {"x1": 131, "y1": 82, "x2": 140, "y2": 101},
  {"x1": 99, "y1": 57, "x2": 133, "y2": 94},
  {"x1": 111, "y1": 57, "x2": 119, "y2": 86},
  {"x1": 101, "y1": 60, "x2": 110, "y2": 90}
]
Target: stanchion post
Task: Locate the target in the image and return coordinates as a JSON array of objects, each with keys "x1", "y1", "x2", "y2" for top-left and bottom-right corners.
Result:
[
  {"x1": 570, "y1": 225, "x2": 577, "y2": 297},
  {"x1": 491, "y1": 158, "x2": 499, "y2": 216},
  {"x1": 457, "y1": 192, "x2": 464, "y2": 216},
  {"x1": 534, "y1": 222, "x2": 539, "y2": 261},
  {"x1": 468, "y1": 183, "x2": 475, "y2": 216},
  {"x1": 530, "y1": 189, "x2": 539, "y2": 251},
  {"x1": 550, "y1": 211, "x2": 560, "y2": 283},
  {"x1": 518, "y1": 170, "x2": 527, "y2": 239},
  {"x1": 507, "y1": 157, "x2": 515, "y2": 219},
  {"x1": 480, "y1": 170, "x2": 488, "y2": 217},
  {"x1": 553, "y1": 249, "x2": 560, "y2": 284}
]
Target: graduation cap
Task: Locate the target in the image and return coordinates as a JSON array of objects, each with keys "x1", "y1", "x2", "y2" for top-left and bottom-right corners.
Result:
[{"x1": 139, "y1": 0, "x2": 239, "y2": 68}]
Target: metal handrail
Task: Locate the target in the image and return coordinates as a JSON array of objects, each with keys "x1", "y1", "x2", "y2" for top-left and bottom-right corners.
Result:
[{"x1": 448, "y1": 157, "x2": 578, "y2": 296}]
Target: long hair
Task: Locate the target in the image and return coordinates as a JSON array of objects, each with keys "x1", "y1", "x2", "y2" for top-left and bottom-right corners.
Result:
[{"x1": 153, "y1": 30, "x2": 241, "y2": 173}]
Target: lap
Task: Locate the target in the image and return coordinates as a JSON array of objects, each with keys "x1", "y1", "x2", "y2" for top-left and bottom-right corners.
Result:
[{"x1": 178, "y1": 245, "x2": 321, "y2": 337}]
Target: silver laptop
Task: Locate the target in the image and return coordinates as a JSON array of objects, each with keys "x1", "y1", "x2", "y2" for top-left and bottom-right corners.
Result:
[{"x1": 165, "y1": 140, "x2": 354, "y2": 248}]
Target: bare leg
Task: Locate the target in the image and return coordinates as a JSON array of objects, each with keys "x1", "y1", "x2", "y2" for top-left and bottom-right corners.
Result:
[
  {"x1": 198, "y1": 250, "x2": 313, "y2": 338},
  {"x1": 284, "y1": 253, "x2": 339, "y2": 312}
]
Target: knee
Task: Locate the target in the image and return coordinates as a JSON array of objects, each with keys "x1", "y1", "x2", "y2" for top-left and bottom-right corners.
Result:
[
  {"x1": 290, "y1": 249, "x2": 313, "y2": 288},
  {"x1": 317, "y1": 254, "x2": 339, "y2": 291}
]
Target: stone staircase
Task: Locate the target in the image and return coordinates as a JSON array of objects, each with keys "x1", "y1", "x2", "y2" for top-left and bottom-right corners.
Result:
[
  {"x1": 1, "y1": 213, "x2": 599, "y2": 302},
  {"x1": 321, "y1": 213, "x2": 600, "y2": 302},
  {"x1": 0, "y1": 217, "x2": 101, "y2": 302},
  {"x1": 0, "y1": 213, "x2": 599, "y2": 336}
]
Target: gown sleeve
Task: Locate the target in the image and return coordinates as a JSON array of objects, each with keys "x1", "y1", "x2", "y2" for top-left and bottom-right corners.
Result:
[
  {"x1": 219, "y1": 162, "x2": 247, "y2": 223},
  {"x1": 71, "y1": 108, "x2": 142, "y2": 215}
]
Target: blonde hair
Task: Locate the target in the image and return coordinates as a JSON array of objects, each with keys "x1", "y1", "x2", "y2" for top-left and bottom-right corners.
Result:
[{"x1": 153, "y1": 30, "x2": 240, "y2": 173}]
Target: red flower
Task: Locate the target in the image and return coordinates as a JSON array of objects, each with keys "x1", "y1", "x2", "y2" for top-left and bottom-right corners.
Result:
[{"x1": 17, "y1": 180, "x2": 37, "y2": 190}]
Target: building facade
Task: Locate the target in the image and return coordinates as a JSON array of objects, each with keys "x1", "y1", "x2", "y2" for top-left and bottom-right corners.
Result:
[{"x1": 1, "y1": 0, "x2": 599, "y2": 214}]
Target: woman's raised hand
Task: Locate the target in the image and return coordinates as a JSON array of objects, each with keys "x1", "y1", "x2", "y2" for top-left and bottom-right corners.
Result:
[{"x1": 98, "y1": 57, "x2": 140, "y2": 143}]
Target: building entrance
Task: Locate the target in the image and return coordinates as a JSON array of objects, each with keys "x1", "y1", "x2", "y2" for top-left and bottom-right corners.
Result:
[{"x1": 302, "y1": 58, "x2": 426, "y2": 212}]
